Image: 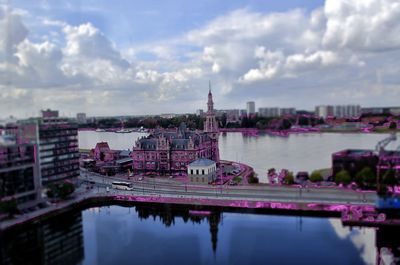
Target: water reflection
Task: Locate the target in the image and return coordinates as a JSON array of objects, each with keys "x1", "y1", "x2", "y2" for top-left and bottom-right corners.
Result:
[
  {"x1": 134, "y1": 204, "x2": 221, "y2": 253},
  {"x1": 1, "y1": 204, "x2": 399, "y2": 265},
  {"x1": 0, "y1": 211, "x2": 84, "y2": 265}
]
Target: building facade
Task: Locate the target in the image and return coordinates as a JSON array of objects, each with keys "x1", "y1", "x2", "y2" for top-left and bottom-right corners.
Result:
[
  {"x1": 246, "y1": 101, "x2": 255, "y2": 116},
  {"x1": 187, "y1": 158, "x2": 217, "y2": 184},
  {"x1": 258, "y1": 107, "x2": 279, "y2": 118},
  {"x1": 17, "y1": 113, "x2": 79, "y2": 186},
  {"x1": 0, "y1": 140, "x2": 42, "y2": 210},
  {"x1": 315, "y1": 105, "x2": 334, "y2": 119},
  {"x1": 132, "y1": 88, "x2": 220, "y2": 174},
  {"x1": 76, "y1": 113, "x2": 87, "y2": 124}
]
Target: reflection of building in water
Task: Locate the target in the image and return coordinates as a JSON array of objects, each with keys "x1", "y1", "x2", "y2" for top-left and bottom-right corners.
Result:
[
  {"x1": 376, "y1": 227, "x2": 400, "y2": 264},
  {"x1": 208, "y1": 211, "x2": 220, "y2": 253},
  {"x1": 0, "y1": 211, "x2": 84, "y2": 265},
  {"x1": 135, "y1": 204, "x2": 222, "y2": 253}
]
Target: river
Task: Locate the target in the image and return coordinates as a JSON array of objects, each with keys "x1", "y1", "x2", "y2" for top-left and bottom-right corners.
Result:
[
  {"x1": 78, "y1": 131, "x2": 399, "y2": 182},
  {"x1": 2, "y1": 204, "x2": 395, "y2": 265}
]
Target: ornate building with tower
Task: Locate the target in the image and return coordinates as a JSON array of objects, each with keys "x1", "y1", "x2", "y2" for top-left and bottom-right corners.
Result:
[{"x1": 131, "y1": 85, "x2": 220, "y2": 174}]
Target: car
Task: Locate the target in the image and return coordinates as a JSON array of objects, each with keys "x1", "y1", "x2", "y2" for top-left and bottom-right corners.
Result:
[{"x1": 138, "y1": 177, "x2": 144, "y2": 181}]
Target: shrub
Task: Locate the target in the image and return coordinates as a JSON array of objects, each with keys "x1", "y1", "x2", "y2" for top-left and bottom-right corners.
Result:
[
  {"x1": 310, "y1": 170, "x2": 323, "y2": 182},
  {"x1": 335, "y1": 170, "x2": 351, "y2": 185},
  {"x1": 283, "y1": 172, "x2": 295, "y2": 185},
  {"x1": 247, "y1": 172, "x2": 259, "y2": 184},
  {"x1": 382, "y1": 170, "x2": 398, "y2": 187},
  {"x1": 355, "y1": 167, "x2": 376, "y2": 188},
  {"x1": 0, "y1": 199, "x2": 18, "y2": 217},
  {"x1": 46, "y1": 181, "x2": 75, "y2": 199}
]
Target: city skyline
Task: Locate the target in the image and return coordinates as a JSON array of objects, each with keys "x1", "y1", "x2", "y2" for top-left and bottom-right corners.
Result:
[{"x1": 1, "y1": 0, "x2": 400, "y2": 117}]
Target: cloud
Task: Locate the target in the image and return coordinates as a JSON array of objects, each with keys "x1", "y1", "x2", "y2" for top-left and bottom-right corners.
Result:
[
  {"x1": 1, "y1": 1, "x2": 400, "y2": 118},
  {"x1": 323, "y1": 0, "x2": 400, "y2": 52}
]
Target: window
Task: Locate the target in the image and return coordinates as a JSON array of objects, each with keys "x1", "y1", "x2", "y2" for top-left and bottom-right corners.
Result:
[
  {"x1": 196, "y1": 169, "x2": 199, "y2": 175},
  {"x1": 202, "y1": 169, "x2": 205, "y2": 175},
  {"x1": 191, "y1": 169, "x2": 193, "y2": 174}
]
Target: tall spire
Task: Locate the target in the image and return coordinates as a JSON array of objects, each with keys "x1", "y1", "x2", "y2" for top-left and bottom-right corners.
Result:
[{"x1": 209, "y1": 80, "x2": 211, "y2": 94}]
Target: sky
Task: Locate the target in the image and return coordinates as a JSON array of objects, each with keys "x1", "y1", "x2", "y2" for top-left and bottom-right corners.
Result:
[{"x1": 1, "y1": 0, "x2": 400, "y2": 118}]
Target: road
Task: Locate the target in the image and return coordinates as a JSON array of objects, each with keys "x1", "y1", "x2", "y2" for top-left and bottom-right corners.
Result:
[{"x1": 80, "y1": 171, "x2": 377, "y2": 206}]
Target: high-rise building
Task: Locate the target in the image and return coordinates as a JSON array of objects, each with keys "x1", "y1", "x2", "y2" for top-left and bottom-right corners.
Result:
[
  {"x1": 246, "y1": 101, "x2": 255, "y2": 116},
  {"x1": 17, "y1": 111, "x2": 79, "y2": 186},
  {"x1": 258, "y1": 107, "x2": 279, "y2": 118},
  {"x1": 76, "y1": 113, "x2": 87, "y2": 124},
  {"x1": 315, "y1": 105, "x2": 334, "y2": 119},
  {"x1": 280, "y1": 108, "x2": 296, "y2": 116},
  {"x1": 0, "y1": 137, "x2": 42, "y2": 210},
  {"x1": 196, "y1": 109, "x2": 204, "y2": 117},
  {"x1": 333, "y1": 105, "x2": 361, "y2": 118}
]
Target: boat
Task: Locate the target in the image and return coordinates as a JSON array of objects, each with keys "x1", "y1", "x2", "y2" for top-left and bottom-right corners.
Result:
[
  {"x1": 115, "y1": 128, "x2": 132, "y2": 133},
  {"x1": 95, "y1": 128, "x2": 106, "y2": 132}
]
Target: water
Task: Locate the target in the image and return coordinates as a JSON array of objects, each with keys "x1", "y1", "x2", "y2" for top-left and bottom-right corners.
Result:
[
  {"x1": 79, "y1": 131, "x2": 399, "y2": 182},
  {"x1": 3, "y1": 204, "x2": 396, "y2": 265}
]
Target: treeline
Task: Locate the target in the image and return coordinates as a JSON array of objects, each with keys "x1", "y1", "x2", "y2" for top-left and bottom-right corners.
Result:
[
  {"x1": 81, "y1": 114, "x2": 326, "y2": 130},
  {"x1": 82, "y1": 115, "x2": 204, "y2": 130}
]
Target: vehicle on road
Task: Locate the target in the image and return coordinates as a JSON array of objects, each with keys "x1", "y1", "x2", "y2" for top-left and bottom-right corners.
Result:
[
  {"x1": 111, "y1": 181, "x2": 133, "y2": 190},
  {"x1": 138, "y1": 177, "x2": 144, "y2": 181}
]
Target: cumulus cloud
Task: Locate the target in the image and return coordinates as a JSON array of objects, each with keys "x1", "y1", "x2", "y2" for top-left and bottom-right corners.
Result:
[
  {"x1": 1, "y1": 0, "x2": 400, "y2": 117},
  {"x1": 323, "y1": 0, "x2": 400, "y2": 51}
]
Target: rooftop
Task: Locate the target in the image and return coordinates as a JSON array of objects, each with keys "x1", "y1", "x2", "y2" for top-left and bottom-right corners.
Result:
[
  {"x1": 333, "y1": 149, "x2": 375, "y2": 157},
  {"x1": 188, "y1": 158, "x2": 216, "y2": 167}
]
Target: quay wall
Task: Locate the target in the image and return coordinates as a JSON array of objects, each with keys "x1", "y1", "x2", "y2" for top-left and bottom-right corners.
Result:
[{"x1": 0, "y1": 192, "x2": 375, "y2": 233}]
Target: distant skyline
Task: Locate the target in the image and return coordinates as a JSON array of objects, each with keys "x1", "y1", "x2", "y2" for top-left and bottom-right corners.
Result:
[{"x1": 1, "y1": 0, "x2": 400, "y2": 118}]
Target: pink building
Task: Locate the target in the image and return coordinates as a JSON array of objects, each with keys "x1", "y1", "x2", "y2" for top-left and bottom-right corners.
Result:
[
  {"x1": 132, "y1": 87, "x2": 219, "y2": 174},
  {"x1": 92, "y1": 142, "x2": 117, "y2": 162}
]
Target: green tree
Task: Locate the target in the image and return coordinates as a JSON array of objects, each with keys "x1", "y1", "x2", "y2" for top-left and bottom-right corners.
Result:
[
  {"x1": 58, "y1": 182, "x2": 75, "y2": 199},
  {"x1": 310, "y1": 170, "x2": 323, "y2": 182},
  {"x1": 283, "y1": 172, "x2": 295, "y2": 185},
  {"x1": 389, "y1": 121, "x2": 397, "y2": 130},
  {"x1": 247, "y1": 172, "x2": 259, "y2": 184},
  {"x1": 382, "y1": 169, "x2": 398, "y2": 188},
  {"x1": 334, "y1": 170, "x2": 352, "y2": 185},
  {"x1": 355, "y1": 167, "x2": 376, "y2": 188},
  {"x1": 46, "y1": 182, "x2": 75, "y2": 199},
  {"x1": 0, "y1": 199, "x2": 18, "y2": 218}
]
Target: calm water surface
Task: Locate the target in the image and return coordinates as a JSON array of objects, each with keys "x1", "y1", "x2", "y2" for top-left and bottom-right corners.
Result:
[
  {"x1": 3, "y1": 204, "x2": 395, "y2": 265},
  {"x1": 79, "y1": 131, "x2": 399, "y2": 182}
]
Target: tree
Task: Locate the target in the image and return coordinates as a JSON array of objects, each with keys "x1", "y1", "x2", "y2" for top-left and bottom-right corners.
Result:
[
  {"x1": 389, "y1": 121, "x2": 397, "y2": 130},
  {"x1": 355, "y1": 167, "x2": 376, "y2": 188},
  {"x1": 334, "y1": 170, "x2": 351, "y2": 185},
  {"x1": 247, "y1": 172, "x2": 259, "y2": 184},
  {"x1": 58, "y1": 182, "x2": 75, "y2": 199},
  {"x1": 0, "y1": 199, "x2": 18, "y2": 218},
  {"x1": 267, "y1": 168, "x2": 276, "y2": 176},
  {"x1": 283, "y1": 172, "x2": 295, "y2": 185},
  {"x1": 382, "y1": 169, "x2": 398, "y2": 188},
  {"x1": 310, "y1": 170, "x2": 323, "y2": 182},
  {"x1": 46, "y1": 181, "x2": 75, "y2": 200}
]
